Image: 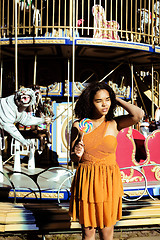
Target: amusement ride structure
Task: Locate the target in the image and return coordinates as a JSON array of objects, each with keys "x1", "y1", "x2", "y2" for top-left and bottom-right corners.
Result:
[{"x1": 0, "y1": 0, "x2": 160, "y2": 234}]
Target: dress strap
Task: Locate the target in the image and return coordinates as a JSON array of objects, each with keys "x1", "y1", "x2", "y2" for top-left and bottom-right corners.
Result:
[{"x1": 102, "y1": 121, "x2": 110, "y2": 137}]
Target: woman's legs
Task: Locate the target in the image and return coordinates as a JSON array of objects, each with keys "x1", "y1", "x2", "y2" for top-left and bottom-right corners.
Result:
[
  {"x1": 82, "y1": 226, "x2": 96, "y2": 240},
  {"x1": 98, "y1": 226, "x2": 114, "y2": 240}
]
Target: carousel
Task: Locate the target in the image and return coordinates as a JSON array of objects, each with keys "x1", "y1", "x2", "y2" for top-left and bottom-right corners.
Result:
[{"x1": 0, "y1": 0, "x2": 160, "y2": 234}]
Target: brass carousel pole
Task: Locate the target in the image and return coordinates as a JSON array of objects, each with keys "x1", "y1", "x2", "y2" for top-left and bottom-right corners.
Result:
[
  {"x1": 33, "y1": 54, "x2": 37, "y2": 86},
  {"x1": 15, "y1": 0, "x2": 18, "y2": 92},
  {"x1": 131, "y1": 63, "x2": 135, "y2": 129},
  {"x1": 0, "y1": 59, "x2": 3, "y2": 182},
  {"x1": 72, "y1": 0, "x2": 75, "y2": 115},
  {"x1": 14, "y1": 0, "x2": 21, "y2": 173},
  {"x1": 0, "y1": 61, "x2": 3, "y2": 98},
  {"x1": 71, "y1": 0, "x2": 75, "y2": 169},
  {"x1": 0, "y1": 0, "x2": 3, "y2": 183},
  {"x1": 131, "y1": 63, "x2": 134, "y2": 105},
  {"x1": 151, "y1": 64, "x2": 154, "y2": 120},
  {"x1": 67, "y1": 59, "x2": 70, "y2": 168}
]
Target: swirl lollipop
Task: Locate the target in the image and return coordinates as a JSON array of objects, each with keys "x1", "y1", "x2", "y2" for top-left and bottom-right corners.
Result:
[{"x1": 79, "y1": 118, "x2": 93, "y2": 139}]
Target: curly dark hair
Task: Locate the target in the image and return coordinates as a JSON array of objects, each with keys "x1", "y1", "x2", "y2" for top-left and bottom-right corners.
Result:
[{"x1": 75, "y1": 81, "x2": 117, "y2": 121}]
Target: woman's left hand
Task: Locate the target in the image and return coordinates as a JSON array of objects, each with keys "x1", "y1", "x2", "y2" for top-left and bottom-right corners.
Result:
[{"x1": 74, "y1": 139, "x2": 84, "y2": 158}]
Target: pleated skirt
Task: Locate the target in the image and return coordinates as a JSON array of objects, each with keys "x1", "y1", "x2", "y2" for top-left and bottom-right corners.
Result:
[{"x1": 69, "y1": 162, "x2": 124, "y2": 229}]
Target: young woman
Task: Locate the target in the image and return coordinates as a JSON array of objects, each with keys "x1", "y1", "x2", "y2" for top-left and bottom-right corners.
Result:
[{"x1": 69, "y1": 81, "x2": 144, "y2": 240}]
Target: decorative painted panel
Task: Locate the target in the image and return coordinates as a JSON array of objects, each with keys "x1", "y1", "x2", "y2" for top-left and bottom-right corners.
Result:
[
  {"x1": 64, "y1": 80, "x2": 88, "y2": 97},
  {"x1": 40, "y1": 83, "x2": 63, "y2": 96},
  {"x1": 52, "y1": 102, "x2": 73, "y2": 164},
  {"x1": 64, "y1": 80, "x2": 131, "y2": 98},
  {"x1": 108, "y1": 81, "x2": 131, "y2": 99}
]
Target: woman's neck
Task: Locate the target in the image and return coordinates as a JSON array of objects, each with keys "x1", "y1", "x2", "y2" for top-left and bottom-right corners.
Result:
[
  {"x1": 91, "y1": 116, "x2": 105, "y2": 124},
  {"x1": 90, "y1": 117, "x2": 105, "y2": 130},
  {"x1": 91, "y1": 115, "x2": 105, "y2": 122}
]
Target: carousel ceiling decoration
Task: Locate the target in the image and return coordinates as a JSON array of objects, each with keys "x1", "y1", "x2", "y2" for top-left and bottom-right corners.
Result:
[
  {"x1": 108, "y1": 81, "x2": 131, "y2": 99},
  {"x1": 40, "y1": 83, "x2": 63, "y2": 96},
  {"x1": 64, "y1": 81, "x2": 88, "y2": 97}
]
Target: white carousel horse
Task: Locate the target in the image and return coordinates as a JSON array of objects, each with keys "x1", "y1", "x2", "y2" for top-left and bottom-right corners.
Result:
[
  {"x1": 18, "y1": 0, "x2": 41, "y2": 35},
  {"x1": 138, "y1": 3, "x2": 160, "y2": 36},
  {"x1": 92, "y1": 5, "x2": 120, "y2": 40}
]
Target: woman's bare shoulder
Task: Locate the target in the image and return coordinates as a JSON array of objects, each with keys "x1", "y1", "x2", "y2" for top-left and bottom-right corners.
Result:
[
  {"x1": 108, "y1": 119, "x2": 119, "y2": 134},
  {"x1": 109, "y1": 119, "x2": 118, "y2": 127}
]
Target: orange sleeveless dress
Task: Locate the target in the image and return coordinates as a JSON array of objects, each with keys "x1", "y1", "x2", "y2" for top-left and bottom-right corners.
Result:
[{"x1": 69, "y1": 120, "x2": 124, "y2": 229}]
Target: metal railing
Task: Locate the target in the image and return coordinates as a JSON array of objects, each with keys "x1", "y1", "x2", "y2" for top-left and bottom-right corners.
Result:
[{"x1": 1, "y1": 0, "x2": 160, "y2": 46}]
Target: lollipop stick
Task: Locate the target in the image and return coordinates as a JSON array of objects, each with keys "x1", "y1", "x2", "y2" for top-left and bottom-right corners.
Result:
[{"x1": 81, "y1": 132, "x2": 84, "y2": 141}]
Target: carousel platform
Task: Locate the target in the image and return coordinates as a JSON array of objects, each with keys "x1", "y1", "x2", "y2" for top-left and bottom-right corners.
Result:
[
  {"x1": 0, "y1": 164, "x2": 159, "y2": 233},
  {"x1": 0, "y1": 163, "x2": 73, "y2": 202},
  {"x1": 0, "y1": 198, "x2": 160, "y2": 233},
  {"x1": 0, "y1": 163, "x2": 159, "y2": 202}
]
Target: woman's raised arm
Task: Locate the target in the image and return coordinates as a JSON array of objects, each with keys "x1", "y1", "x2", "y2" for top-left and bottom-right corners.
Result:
[{"x1": 115, "y1": 97, "x2": 144, "y2": 131}]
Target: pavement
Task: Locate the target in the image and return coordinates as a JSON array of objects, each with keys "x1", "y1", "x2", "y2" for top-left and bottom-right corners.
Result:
[
  {"x1": 127, "y1": 238, "x2": 160, "y2": 240},
  {"x1": 113, "y1": 230, "x2": 160, "y2": 240},
  {"x1": 0, "y1": 230, "x2": 160, "y2": 239}
]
